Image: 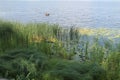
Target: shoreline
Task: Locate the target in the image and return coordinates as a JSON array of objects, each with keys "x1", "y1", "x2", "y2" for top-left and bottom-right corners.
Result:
[{"x1": 0, "y1": 20, "x2": 120, "y2": 80}]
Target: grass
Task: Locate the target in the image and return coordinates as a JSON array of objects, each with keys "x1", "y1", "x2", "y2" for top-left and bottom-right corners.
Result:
[{"x1": 0, "y1": 20, "x2": 120, "y2": 80}]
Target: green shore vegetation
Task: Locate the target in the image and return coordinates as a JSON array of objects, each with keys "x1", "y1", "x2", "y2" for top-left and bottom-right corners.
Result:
[{"x1": 0, "y1": 20, "x2": 120, "y2": 80}]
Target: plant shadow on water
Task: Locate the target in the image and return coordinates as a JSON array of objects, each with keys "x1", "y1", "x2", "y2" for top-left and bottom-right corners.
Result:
[{"x1": 0, "y1": 20, "x2": 120, "y2": 80}]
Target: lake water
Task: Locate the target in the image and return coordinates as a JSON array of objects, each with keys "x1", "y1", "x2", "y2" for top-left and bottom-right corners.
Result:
[{"x1": 0, "y1": 1, "x2": 120, "y2": 28}]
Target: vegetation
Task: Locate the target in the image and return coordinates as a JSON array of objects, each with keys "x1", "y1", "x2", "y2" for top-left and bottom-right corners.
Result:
[{"x1": 0, "y1": 20, "x2": 120, "y2": 80}]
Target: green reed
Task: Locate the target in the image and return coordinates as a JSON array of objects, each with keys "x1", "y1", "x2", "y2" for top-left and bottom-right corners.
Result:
[{"x1": 0, "y1": 20, "x2": 120, "y2": 80}]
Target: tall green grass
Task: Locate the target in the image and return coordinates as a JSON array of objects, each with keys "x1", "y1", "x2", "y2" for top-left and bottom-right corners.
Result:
[
  {"x1": 0, "y1": 20, "x2": 120, "y2": 80},
  {"x1": 0, "y1": 48, "x2": 106, "y2": 80}
]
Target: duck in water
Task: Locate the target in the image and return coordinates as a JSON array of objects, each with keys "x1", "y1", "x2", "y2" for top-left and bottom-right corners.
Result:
[{"x1": 45, "y1": 13, "x2": 50, "y2": 16}]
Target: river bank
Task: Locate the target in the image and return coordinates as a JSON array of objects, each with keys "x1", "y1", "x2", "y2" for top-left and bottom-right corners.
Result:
[{"x1": 0, "y1": 20, "x2": 120, "y2": 80}]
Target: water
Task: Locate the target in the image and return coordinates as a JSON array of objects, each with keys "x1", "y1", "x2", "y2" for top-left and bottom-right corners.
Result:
[{"x1": 0, "y1": 1, "x2": 120, "y2": 28}]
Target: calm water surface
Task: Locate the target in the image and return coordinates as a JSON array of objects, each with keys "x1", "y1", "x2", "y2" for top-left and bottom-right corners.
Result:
[{"x1": 0, "y1": 1, "x2": 120, "y2": 28}]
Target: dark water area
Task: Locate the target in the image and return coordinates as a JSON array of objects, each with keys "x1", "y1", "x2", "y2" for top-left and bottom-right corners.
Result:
[{"x1": 0, "y1": 1, "x2": 120, "y2": 28}]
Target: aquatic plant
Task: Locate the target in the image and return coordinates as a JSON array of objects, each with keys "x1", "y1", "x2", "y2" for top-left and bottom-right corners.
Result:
[
  {"x1": 0, "y1": 48, "x2": 48, "y2": 80},
  {"x1": 0, "y1": 20, "x2": 120, "y2": 80},
  {"x1": 103, "y1": 52, "x2": 120, "y2": 80}
]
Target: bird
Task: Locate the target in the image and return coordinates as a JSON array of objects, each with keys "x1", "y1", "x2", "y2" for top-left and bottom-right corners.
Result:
[{"x1": 45, "y1": 13, "x2": 50, "y2": 16}]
